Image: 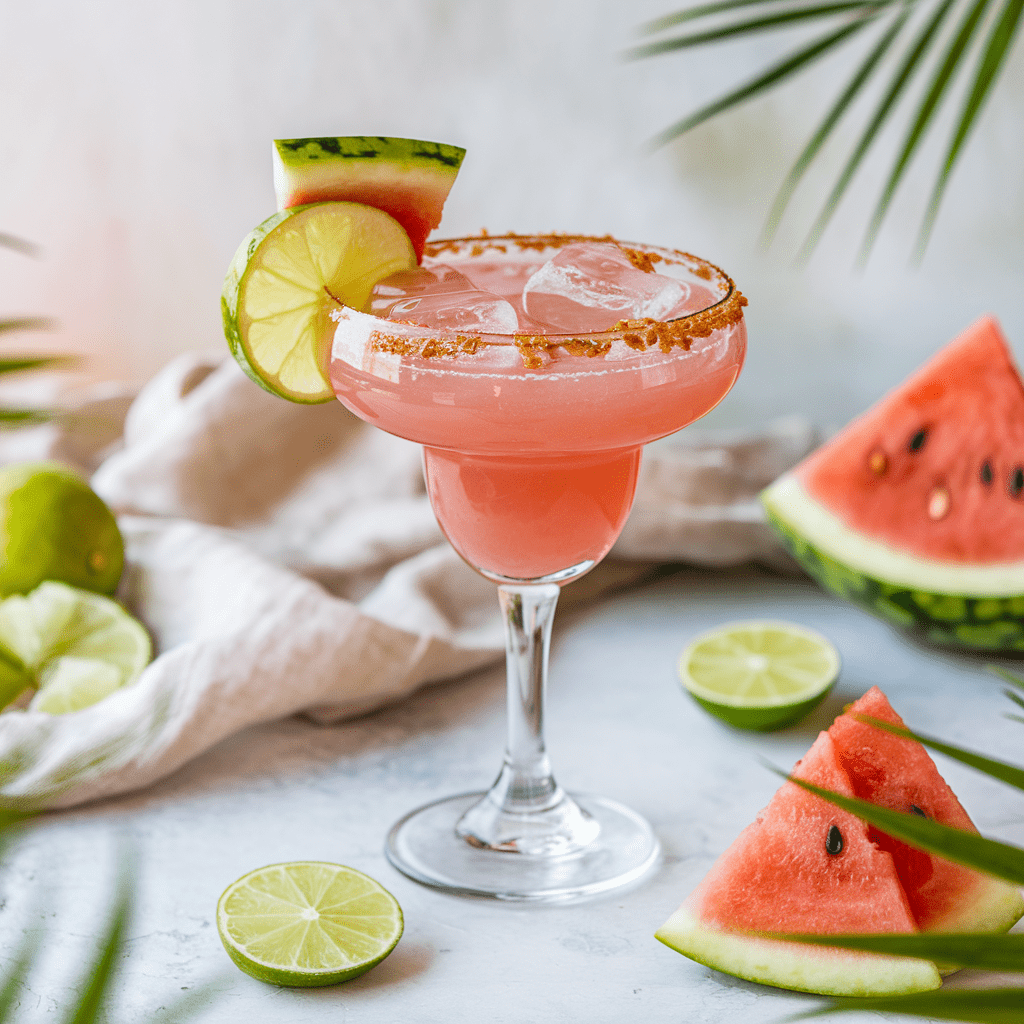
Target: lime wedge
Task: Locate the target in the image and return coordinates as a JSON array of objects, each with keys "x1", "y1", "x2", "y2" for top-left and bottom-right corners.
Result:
[
  {"x1": 217, "y1": 862, "x2": 403, "y2": 987},
  {"x1": 0, "y1": 581, "x2": 151, "y2": 713},
  {"x1": 678, "y1": 620, "x2": 840, "y2": 731},
  {"x1": 222, "y1": 202, "x2": 416, "y2": 404}
]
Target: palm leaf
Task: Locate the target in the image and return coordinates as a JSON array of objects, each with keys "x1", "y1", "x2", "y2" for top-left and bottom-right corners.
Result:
[
  {"x1": 1004, "y1": 689, "x2": 1024, "y2": 712},
  {"x1": 650, "y1": 16, "x2": 879, "y2": 146},
  {"x1": 0, "y1": 925, "x2": 39, "y2": 1020},
  {"x1": 627, "y1": 1, "x2": 889, "y2": 58},
  {"x1": 640, "y1": 0, "x2": 805, "y2": 32},
  {"x1": 0, "y1": 318, "x2": 53, "y2": 336},
  {"x1": 915, "y1": 0, "x2": 1024, "y2": 254},
  {"x1": 765, "y1": 931, "x2": 1024, "y2": 969},
  {"x1": 0, "y1": 234, "x2": 38, "y2": 258},
  {"x1": 764, "y1": 3, "x2": 911, "y2": 242},
  {"x1": 853, "y1": 714, "x2": 1024, "y2": 791},
  {"x1": 991, "y1": 666, "x2": 1024, "y2": 691},
  {"x1": 799, "y1": 0, "x2": 957, "y2": 255},
  {"x1": 767, "y1": 765, "x2": 1024, "y2": 884},
  {"x1": 859, "y1": 0, "x2": 996, "y2": 260},
  {"x1": 786, "y1": 987, "x2": 1024, "y2": 1023}
]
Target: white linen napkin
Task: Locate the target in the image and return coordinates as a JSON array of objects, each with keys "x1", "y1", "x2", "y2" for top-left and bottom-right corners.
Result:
[{"x1": 0, "y1": 355, "x2": 820, "y2": 808}]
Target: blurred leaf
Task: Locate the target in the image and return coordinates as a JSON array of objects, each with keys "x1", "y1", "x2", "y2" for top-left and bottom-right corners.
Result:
[
  {"x1": 786, "y1": 987, "x2": 1024, "y2": 1022},
  {"x1": 0, "y1": 318, "x2": 54, "y2": 336},
  {"x1": 0, "y1": 234, "x2": 39, "y2": 258},
  {"x1": 766, "y1": 930, "x2": 1024, "y2": 969},
  {"x1": 991, "y1": 666, "x2": 1024, "y2": 692},
  {"x1": 915, "y1": 0, "x2": 1024, "y2": 254},
  {"x1": 799, "y1": 0, "x2": 957, "y2": 255},
  {"x1": 766, "y1": 763, "x2": 1024, "y2": 884},
  {"x1": 0, "y1": 354, "x2": 72, "y2": 374},
  {"x1": 764, "y1": 3, "x2": 911, "y2": 242},
  {"x1": 628, "y1": 1, "x2": 888, "y2": 58},
  {"x1": 650, "y1": 16, "x2": 877, "y2": 146},
  {"x1": 1003, "y1": 688, "x2": 1024, "y2": 712},
  {"x1": 0, "y1": 926, "x2": 40, "y2": 1020},
  {"x1": 859, "y1": 0, "x2": 996, "y2": 261},
  {"x1": 640, "y1": 0, "x2": 803, "y2": 33},
  {"x1": 854, "y1": 714, "x2": 1024, "y2": 791},
  {"x1": 0, "y1": 410, "x2": 56, "y2": 427}
]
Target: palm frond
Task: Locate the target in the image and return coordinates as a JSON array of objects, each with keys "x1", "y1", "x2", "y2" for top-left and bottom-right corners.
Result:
[
  {"x1": 1003, "y1": 688, "x2": 1024, "y2": 712},
  {"x1": 915, "y1": 0, "x2": 1024, "y2": 255},
  {"x1": 991, "y1": 666, "x2": 1024, "y2": 691},
  {"x1": 785, "y1": 987, "x2": 1024, "y2": 1023},
  {"x1": 763, "y1": 2, "x2": 911, "y2": 242},
  {"x1": 650, "y1": 15, "x2": 880, "y2": 147},
  {"x1": 640, "y1": 0, "x2": 803, "y2": 33},
  {"x1": 0, "y1": 318, "x2": 54, "y2": 336},
  {"x1": 0, "y1": 354, "x2": 71, "y2": 374},
  {"x1": 859, "y1": 0, "x2": 997, "y2": 261},
  {"x1": 0, "y1": 234, "x2": 39, "y2": 258},
  {"x1": 798, "y1": 0, "x2": 957, "y2": 255}
]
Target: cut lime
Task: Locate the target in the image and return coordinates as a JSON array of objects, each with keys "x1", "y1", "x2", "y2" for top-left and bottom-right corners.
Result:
[
  {"x1": 0, "y1": 461, "x2": 124, "y2": 598},
  {"x1": 222, "y1": 202, "x2": 416, "y2": 404},
  {"x1": 0, "y1": 581, "x2": 151, "y2": 713},
  {"x1": 217, "y1": 861, "x2": 403, "y2": 987},
  {"x1": 678, "y1": 620, "x2": 840, "y2": 731}
]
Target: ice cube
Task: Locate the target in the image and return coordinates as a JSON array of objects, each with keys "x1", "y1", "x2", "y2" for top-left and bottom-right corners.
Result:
[
  {"x1": 368, "y1": 264, "x2": 519, "y2": 334},
  {"x1": 522, "y1": 242, "x2": 692, "y2": 333}
]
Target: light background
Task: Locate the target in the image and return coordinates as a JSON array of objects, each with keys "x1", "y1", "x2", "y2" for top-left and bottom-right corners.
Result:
[{"x1": 1, "y1": 0, "x2": 1021, "y2": 429}]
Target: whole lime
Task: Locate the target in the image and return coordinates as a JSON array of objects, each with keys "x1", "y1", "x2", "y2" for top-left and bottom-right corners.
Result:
[{"x1": 0, "y1": 462, "x2": 124, "y2": 597}]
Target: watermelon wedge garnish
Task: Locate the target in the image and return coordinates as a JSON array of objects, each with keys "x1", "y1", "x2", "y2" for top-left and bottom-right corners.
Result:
[
  {"x1": 762, "y1": 316, "x2": 1024, "y2": 650},
  {"x1": 655, "y1": 688, "x2": 1024, "y2": 996},
  {"x1": 273, "y1": 136, "x2": 466, "y2": 263}
]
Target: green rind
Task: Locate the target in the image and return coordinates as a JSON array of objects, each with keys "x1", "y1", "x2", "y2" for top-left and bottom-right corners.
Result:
[
  {"x1": 274, "y1": 136, "x2": 466, "y2": 173},
  {"x1": 762, "y1": 477, "x2": 1024, "y2": 651},
  {"x1": 655, "y1": 905, "x2": 942, "y2": 996},
  {"x1": 221, "y1": 208, "x2": 329, "y2": 404},
  {"x1": 689, "y1": 690, "x2": 832, "y2": 731},
  {"x1": 927, "y1": 872, "x2": 1024, "y2": 935}
]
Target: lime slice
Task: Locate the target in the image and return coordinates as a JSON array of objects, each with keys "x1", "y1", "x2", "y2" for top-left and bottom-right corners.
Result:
[
  {"x1": 222, "y1": 202, "x2": 416, "y2": 404},
  {"x1": 217, "y1": 861, "x2": 403, "y2": 987},
  {"x1": 0, "y1": 461, "x2": 124, "y2": 598},
  {"x1": 0, "y1": 581, "x2": 151, "y2": 713},
  {"x1": 678, "y1": 620, "x2": 840, "y2": 732}
]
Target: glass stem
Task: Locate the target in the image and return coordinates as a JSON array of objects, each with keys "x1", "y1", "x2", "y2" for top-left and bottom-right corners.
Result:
[{"x1": 455, "y1": 583, "x2": 599, "y2": 855}]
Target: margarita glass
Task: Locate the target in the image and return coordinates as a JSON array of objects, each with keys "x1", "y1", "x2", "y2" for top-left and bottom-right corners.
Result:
[{"x1": 329, "y1": 234, "x2": 746, "y2": 901}]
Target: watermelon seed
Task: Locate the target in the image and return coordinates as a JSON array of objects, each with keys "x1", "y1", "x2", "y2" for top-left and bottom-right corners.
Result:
[
  {"x1": 1009, "y1": 466, "x2": 1024, "y2": 499},
  {"x1": 825, "y1": 824, "x2": 844, "y2": 855},
  {"x1": 981, "y1": 460, "x2": 994, "y2": 485},
  {"x1": 907, "y1": 428, "x2": 928, "y2": 453},
  {"x1": 927, "y1": 486, "x2": 950, "y2": 520},
  {"x1": 910, "y1": 804, "x2": 927, "y2": 817},
  {"x1": 868, "y1": 449, "x2": 888, "y2": 476}
]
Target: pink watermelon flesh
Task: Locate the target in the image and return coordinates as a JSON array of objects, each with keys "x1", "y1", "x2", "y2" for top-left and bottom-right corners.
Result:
[
  {"x1": 829, "y1": 687, "x2": 1024, "y2": 932},
  {"x1": 687, "y1": 731, "x2": 917, "y2": 935},
  {"x1": 798, "y1": 316, "x2": 1024, "y2": 563}
]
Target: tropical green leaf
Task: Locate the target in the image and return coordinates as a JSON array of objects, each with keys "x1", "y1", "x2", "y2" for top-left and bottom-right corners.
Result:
[
  {"x1": 640, "y1": 0, "x2": 806, "y2": 33},
  {"x1": 0, "y1": 925, "x2": 40, "y2": 1020},
  {"x1": 627, "y1": 2, "x2": 886, "y2": 58},
  {"x1": 915, "y1": 0, "x2": 1024, "y2": 255},
  {"x1": 859, "y1": 0, "x2": 996, "y2": 261},
  {"x1": 62, "y1": 861, "x2": 134, "y2": 1024},
  {"x1": 799, "y1": 0, "x2": 958, "y2": 255},
  {"x1": 0, "y1": 354, "x2": 71, "y2": 374},
  {"x1": 766, "y1": 764, "x2": 1024, "y2": 885},
  {"x1": 1008, "y1": 714, "x2": 1024, "y2": 725},
  {"x1": 0, "y1": 409, "x2": 55, "y2": 427},
  {"x1": 766, "y1": 930, "x2": 1024, "y2": 969},
  {"x1": 650, "y1": 16, "x2": 878, "y2": 145},
  {"x1": 854, "y1": 714, "x2": 1024, "y2": 791},
  {"x1": 0, "y1": 318, "x2": 53, "y2": 336},
  {"x1": 786, "y1": 987, "x2": 1024, "y2": 1023},
  {"x1": 990, "y1": 666, "x2": 1024, "y2": 692},
  {"x1": 1003, "y1": 688, "x2": 1024, "y2": 713},
  {"x1": 763, "y1": 3, "x2": 911, "y2": 242},
  {"x1": 0, "y1": 234, "x2": 38, "y2": 258}
]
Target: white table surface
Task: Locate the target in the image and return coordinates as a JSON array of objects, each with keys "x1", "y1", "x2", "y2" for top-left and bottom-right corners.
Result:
[{"x1": 6, "y1": 566, "x2": 1023, "y2": 1023}]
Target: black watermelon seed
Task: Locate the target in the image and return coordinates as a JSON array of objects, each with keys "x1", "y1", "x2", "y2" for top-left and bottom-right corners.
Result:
[
  {"x1": 910, "y1": 804, "x2": 927, "y2": 817},
  {"x1": 1010, "y1": 467, "x2": 1024, "y2": 499},
  {"x1": 825, "y1": 824, "x2": 844, "y2": 856},
  {"x1": 908, "y1": 428, "x2": 928, "y2": 453},
  {"x1": 981, "y1": 461, "x2": 993, "y2": 485}
]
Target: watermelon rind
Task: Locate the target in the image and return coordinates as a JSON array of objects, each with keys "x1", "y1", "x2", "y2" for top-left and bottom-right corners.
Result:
[
  {"x1": 273, "y1": 136, "x2": 466, "y2": 261},
  {"x1": 655, "y1": 905, "x2": 942, "y2": 997},
  {"x1": 762, "y1": 474, "x2": 1024, "y2": 651}
]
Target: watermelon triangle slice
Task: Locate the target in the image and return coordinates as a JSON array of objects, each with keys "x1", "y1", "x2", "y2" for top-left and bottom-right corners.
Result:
[
  {"x1": 656, "y1": 730, "x2": 942, "y2": 996},
  {"x1": 762, "y1": 317, "x2": 1024, "y2": 650},
  {"x1": 829, "y1": 687, "x2": 1024, "y2": 933},
  {"x1": 273, "y1": 136, "x2": 466, "y2": 263}
]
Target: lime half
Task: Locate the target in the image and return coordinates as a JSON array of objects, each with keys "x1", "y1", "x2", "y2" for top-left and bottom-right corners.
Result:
[
  {"x1": 217, "y1": 861, "x2": 403, "y2": 987},
  {"x1": 222, "y1": 202, "x2": 416, "y2": 403},
  {"x1": 0, "y1": 581, "x2": 151, "y2": 713},
  {"x1": 678, "y1": 620, "x2": 840, "y2": 731}
]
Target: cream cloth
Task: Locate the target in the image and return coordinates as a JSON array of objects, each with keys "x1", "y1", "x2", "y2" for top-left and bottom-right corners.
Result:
[{"x1": 0, "y1": 355, "x2": 820, "y2": 808}]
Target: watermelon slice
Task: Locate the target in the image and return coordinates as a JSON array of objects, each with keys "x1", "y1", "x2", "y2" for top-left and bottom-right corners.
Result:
[
  {"x1": 272, "y1": 136, "x2": 466, "y2": 263},
  {"x1": 656, "y1": 731, "x2": 942, "y2": 996},
  {"x1": 762, "y1": 316, "x2": 1024, "y2": 650},
  {"x1": 829, "y1": 687, "x2": 1024, "y2": 934}
]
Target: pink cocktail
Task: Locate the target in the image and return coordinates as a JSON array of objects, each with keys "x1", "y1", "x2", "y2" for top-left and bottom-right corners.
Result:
[{"x1": 330, "y1": 234, "x2": 746, "y2": 900}]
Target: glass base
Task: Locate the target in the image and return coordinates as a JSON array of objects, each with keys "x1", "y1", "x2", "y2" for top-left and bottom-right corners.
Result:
[{"x1": 385, "y1": 791, "x2": 660, "y2": 902}]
